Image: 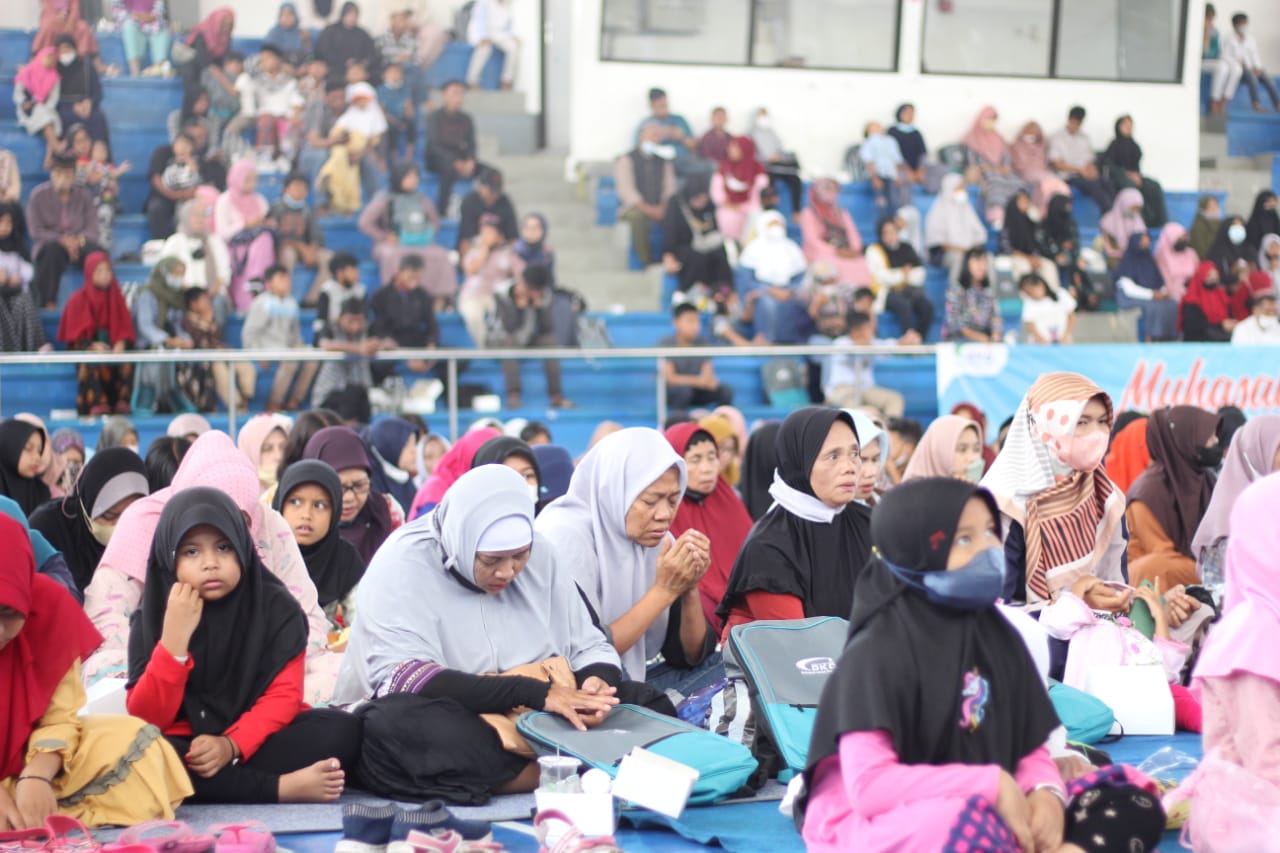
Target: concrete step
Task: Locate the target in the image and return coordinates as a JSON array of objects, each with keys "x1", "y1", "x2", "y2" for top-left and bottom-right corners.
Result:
[
  {"x1": 1074, "y1": 309, "x2": 1139, "y2": 344},
  {"x1": 556, "y1": 242, "x2": 632, "y2": 274},
  {"x1": 1200, "y1": 164, "x2": 1274, "y2": 212},
  {"x1": 475, "y1": 112, "x2": 539, "y2": 156},
  {"x1": 1200, "y1": 131, "x2": 1228, "y2": 161},
  {"x1": 1201, "y1": 115, "x2": 1227, "y2": 134},
  {"x1": 466, "y1": 89, "x2": 528, "y2": 115},
  {"x1": 502, "y1": 177, "x2": 579, "y2": 204},
  {"x1": 570, "y1": 267, "x2": 663, "y2": 313},
  {"x1": 477, "y1": 135, "x2": 501, "y2": 161}
]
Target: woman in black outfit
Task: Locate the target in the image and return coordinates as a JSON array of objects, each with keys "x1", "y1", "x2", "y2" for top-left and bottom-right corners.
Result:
[
  {"x1": 662, "y1": 175, "x2": 733, "y2": 297},
  {"x1": 1103, "y1": 115, "x2": 1167, "y2": 228}
]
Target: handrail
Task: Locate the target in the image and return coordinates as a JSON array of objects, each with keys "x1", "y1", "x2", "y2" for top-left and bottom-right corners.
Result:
[{"x1": 0, "y1": 343, "x2": 941, "y2": 439}]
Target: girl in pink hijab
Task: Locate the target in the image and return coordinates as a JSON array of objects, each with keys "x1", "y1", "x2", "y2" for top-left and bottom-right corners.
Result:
[
  {"x1": 1152, "y1": 222, "x2": 1200, "y2": 301},
  {"x1": 901, "y1": 414, "x2": 984, "y2": 483},
  {"x1": 14, "y1": 49, "x2": 64, "y2": 158},
  {"x1": 213, "y1": 159, "x2": 275, "y2": 312},
  {"x1": 1009, "y1": 121, "x2": 1070, "y2": 211},
  {"x1": 961, "y1": 106, "x2": 1025, "y2": 227},
  {"x1": 1099, "y1": 188, "x2": 1146, "y2": 259}
]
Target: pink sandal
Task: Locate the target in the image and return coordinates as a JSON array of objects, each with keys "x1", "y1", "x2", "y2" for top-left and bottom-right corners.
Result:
[
  {"x1": 43, "y1": 817, "x2": 100, "y2": 853},
  {"x1": 208, "y1": 824, "x2": 275, "y2": 853},
  {"x1": 532, "y1": 811, "x2": 620, "y2": 853},
  {"x1": 395, "y1": 831, "x2": 504, "y2": 853},
  {"x1": 114, "y1": 822, "x2": 214, "y2": 853},
  {"x1": 0, "y1": 828, "x2": 49, "y2": 853}
]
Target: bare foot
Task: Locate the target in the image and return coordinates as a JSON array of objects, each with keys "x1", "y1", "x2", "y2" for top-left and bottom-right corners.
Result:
[{"x1": 278, "y1": 758, "x2": 345, "y2": 802}]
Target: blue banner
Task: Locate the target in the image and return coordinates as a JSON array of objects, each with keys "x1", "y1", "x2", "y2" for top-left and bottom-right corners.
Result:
[{"x1": 937, "y1": 343, "x2": 1280, "y2": 423}]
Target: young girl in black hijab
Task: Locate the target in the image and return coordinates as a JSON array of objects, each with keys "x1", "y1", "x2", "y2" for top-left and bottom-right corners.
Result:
[
  {"x1": 0, "y1": 418, "x2": 51, "y2": 515},
  {"x1": 801, "y1": 478, "x2": 1166, "y2": 852},
  {"x1": 126, "y1": 487, "x2": 362, "y2": 803}
]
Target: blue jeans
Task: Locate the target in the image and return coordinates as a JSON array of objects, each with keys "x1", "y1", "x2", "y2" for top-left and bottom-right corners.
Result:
[
  {"x1": 121, "y1": 19, "x2": 171, "y2": 70},
  {"x1": 646, "y1": 651, "x2": 726, "y2": 703},
  {"x1": 1242, "y1": 67, "x2": 1280, "y2": 108},
  {"x1": 754, "y1": 290, "x2": 812, "y2": 343}
]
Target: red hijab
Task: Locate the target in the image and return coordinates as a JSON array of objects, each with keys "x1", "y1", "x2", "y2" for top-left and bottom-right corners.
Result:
[
  {"x1": 1104, "y1": 416, "x2": 1150, "y2": 495},
  {"x1": 56, "y1": 252, "x2": 136, "y2": 345},
  {"x1": 0, "y1": 514, "x2": 102, "y2": 778},
  {"x1": 665, "y1": 423, "x2": 755, "y2": 633},
  {"x1": 950, "y1": 402, "x2": 996, "y2": 472},
  {"x1": 186, "y1": 7, "x2": 235, "y2": 58},
  {"x1": 718, "y1": 136, "x2": 764, "y2": 205},
  {"x1": 1180, "y1": 260, "x2": 1249, "y2": 329},
  {"x1": 409, "y1": 427, "x2": 502, "y2": 517}
]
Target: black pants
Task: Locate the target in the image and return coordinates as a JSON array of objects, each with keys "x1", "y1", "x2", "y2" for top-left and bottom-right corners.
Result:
[
  {"x1": 32, "y1": 240, "x2": 103, "y2": 308},
  {"x1": 885, "y1": 286, "x2": 935, "y2": 336},
  {"x1": 146, "y1": 195, "x2": 178, "y2": 241},
  {"x1": 166, "y1": 708, "x2": 363, "y2": 803},
  {"x1": 424, "y1": 151, "x2": 487, "y2": 213},
  {"x1": 1067, "y1": 175, "x2": 1114, "y2": 214},
  {"x1": 766, "y1": 167, "x2": 804, "y2": 214},
  {"x1": 674, "y1": 246, "x2": 733, "y2": 292},
  {"x1": 668, "y1": 383, "x2": 733, "y2": 412}
]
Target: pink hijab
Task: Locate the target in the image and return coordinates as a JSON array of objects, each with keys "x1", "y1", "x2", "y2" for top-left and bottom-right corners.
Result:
[
  {"x1": 16, "y1": 49, "x2": 60, "y2": 103},
  {"x1": 1009, "y1": 121, "x2": 1048, "y2": 180},
  {"x1": 901, "y1": 415, "x2": 982, "y2": 481},
  {"x1": 1192, "y1": 471, "x2": 1280, "y2": 691},
  {"x1": 408, "y1": 427, "x2": 502, "y2": 517},
  {"x1": 186, "y1": 7, "x2": 235, "y2": 59},
  {"x1": 222, "y1": 159, "x2": 266, "y2": 225},
  {"x1": 962, "y1": 106, "x2": 1008, "y2": 167},
  {"x1": 1099, "y1": 188, "x2": 1146, "y2": 251},
  {"x1": 101, "y1": 431, "x2": 264, "y2": 583},
  {"x1": 1190, "y1": 415, "x2": 1280, "y2": 559},
  {"x1": 1153, "y1": 223, "x2": 1199, "y2": 301},
  {"x1": 237, "y1": 413, "x2": 293, "y2": 486}
]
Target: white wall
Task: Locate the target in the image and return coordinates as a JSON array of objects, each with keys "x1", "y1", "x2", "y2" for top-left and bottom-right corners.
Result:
[{"x1": 568, "y1": 0, "x2": 1213, "y2": 189}]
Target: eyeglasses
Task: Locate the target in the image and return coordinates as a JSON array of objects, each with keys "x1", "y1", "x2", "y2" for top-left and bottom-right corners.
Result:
[{"x1": 340, "y1": 479, "x2": 371, "y2": 496}]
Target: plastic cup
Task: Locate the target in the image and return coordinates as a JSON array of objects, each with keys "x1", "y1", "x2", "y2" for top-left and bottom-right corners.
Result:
[{"x1": 538, "y1": 755, "x2": 582, "y2": 793}]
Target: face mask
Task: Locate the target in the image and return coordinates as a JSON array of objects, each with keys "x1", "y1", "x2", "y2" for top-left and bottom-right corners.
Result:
[
  {"x1": 1203, "y1": 276, "x2": 1220, "y2": 289},
  {"x1": 1229, "y1": 224, "x2": 1247, "y2": 245},
  {"x1": 1196, "y1": 445, "x2": 1224, "y2": 469},
  {"x1": 953, "y1": 190, "x2": 968, "y2": 202},
  {"x1": 384, "y1": 79, "x2": 403, "y2": 90},
  {"x1": 1021, "y1": 134, "x2": 1037, "y2": 143},
  {"x1": 257, "y1": 464, "x2": 278, "y2": 487},
  {"x1": 981, "y1": 119, "x2": 997, "y2": 131},
  {"x1": 1173, "y1": 238, "x2": 1189, "y2": 252},
  {"x1": 1057, "y1": 429, "x2": 1108, "y2": 472},
  {"x1": 82, "y1": 507, "x2": 116, "y2": 546},
  {"x1": 59, "y1": 53, "x2": 75, "y2": 66},
  {"x1": 528, "y1": 484, "x2": 541, "y2": 504},
  {"x1": 282, "y1": 194, "x2": 306, "y2": 209},
  {"x1": 884, "y1": 547, "x2": 1006, "y2": 611},
  {"x1": 755, "y1": 115, "x2": 770, "y2": 129},
  {"x1": 963, "y1": 457, "x2": 984, "y2": 483},
  {"x1": 164, "y1": 273, "x2": 184, "y2": 289},
  {"x1": 1259, "y1": 315, "x2": 1278, "y2": 330}
]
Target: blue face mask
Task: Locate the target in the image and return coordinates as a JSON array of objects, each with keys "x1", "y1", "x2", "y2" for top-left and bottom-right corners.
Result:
[
  {"x1": 281, "y1": 194, "x2": 306, "y2": 209},
  {"x1": 884, "y1": 547, "x2": 1006, "y2": 611}
]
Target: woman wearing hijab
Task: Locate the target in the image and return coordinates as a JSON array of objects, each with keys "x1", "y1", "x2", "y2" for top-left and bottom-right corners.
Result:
[
  {"x1": 947, "y1": 403, "x2": 996, "y2": 473},
  {"x1": 49, "y1": 427, "x2": 85, "y2": 498},
  {"x1": 1260, "y1": 233, "x2": 1280, "y2": 292},
  {"x1": 665, "y1": 423, "x2": 753, "y2": 633},
  {"x1": 471, "y1": 435, "x2": 542, "y2": 508},
  {"x1": 532, "y1": 444, "x2": 573, "y2": 506},
  {"x1": 901, "y1": 415, "x2": 984, "y2": 483},
  {"x1": 57, "y1": 252, "x2": 135, "y2": 415},
  {"x1": 238, "y1": 413, "x2": 293, "y2": 494},
  {"x1": 1104, "y1": 415, "x2": 1151, "y2": 495},
  {"x1": 961, "y1": 106, "x2": 1024, "y2": 226},
  {"x1": 132, "y1": 256, "x2": 194, "y2": 415},
  {"x1": 1127, "y1": 406, "x2": 1223, "y2": 588},
  {"x1": 1181, "y1": 260, "x2": 1249, "y2": 342},
  {"x1": 662, "y1": 175, "x2": 733, "y2": 298},
  {"x1": 739, "y1": 421, "x2": 781, "y2": 521},
  {"x1": 32, "y1": 0, "x2": 99, "y2": 58},
  {"x1": 536, "y1": 428, "x2": 718, "y2": 696},
  {"x1": 358, "y1": 162, "x2": 453, "y2": 294},
  {"x1": 699, "y1": 412, "x2": 743, "y2": 488},
  {"x1": 159, "y1": 200, "x2": 232, "y2": 299},
  {"x1": 264, "y1": 2, "x2": 310, "y2": 67},
  {"x1": 798, "y1": 178, "x2": 869, "y2": 287},
  {"x1": 1103, "y1": 115, "x2": 1167, "y2": 227},
  {"x1": 178, "y1": 7, "x2": 235, "y2": 102},
  {"x1": 980, "y1": 373, "x2": 1126, "y2": 605},
  {"x1": 335, "y1": 465, "x2": 668, "y2": 799},
  {"x1": 1001, "y1": 188, "x2": 1061, "y2": 296},
  {"x1": 14, "y1": 49, "x2": 64, "y2": 160},
  {"x1": 0, "y1": 419, "x2": 52, "y2": 517},
  {"x1": 114, "y1": 0, "x2": 173, "y2": 77},
  {"x1": 1098, "y1": 187, "x2": 1147, "y2": 260},
  {"x1": 943, "y1": 248, "x2": 1001, "y2": 343},
  {"x1": 213, "y1": 158, "x2": 275, "y2": 313},
  {"x1": 1042, "y1": 193, "x2": 1099, "y2": 310},
  {"x1": 924, "y1": 173, "x2": 987, "y2": 283},
  {"x1": 866, "y1": 216, "x2": 931, "y2": 336},
  {"x1": 718, "y1": 408, "x2": 872, "y2": 635},
  {"x1": 303, "y1": 426, "x2": 401, "y2": 565},
  {"x1": 126, "y1": 487, "x2": 361, "y2": 803},
  {"x1": 739, "y1": 211, "x2": 808, "y2": 338},
  {"x1": 96, "y1": 416, "x2": 138, "y2": 454},
  {"x1": 360, "y1": 416, "x2": 421, "y2": 514},
  {"x1": 30, "y1": 447, "x2": 148, "y2": 596},
  {"x1": 1191, "y1": 415, "x2": 1280, "y2": 588},
  {"x1": 13, "y1": 414, "x2": 59, "y2": 507},
  {"x1": 512, "y1": 213, "x2": 554, "y2": 277},
  {"x1": 0, "y1": 514, "x2": 193, "y2": 827},
  {"x1": 848, "y1": 410, "x2": 890, "y2": 504},
  {"x1": 1153, "y1": 222, "x2": 1199, "y2": 303},
  {"x1": 1009, "y1": 120, "x2": 1069, "y2": 210},
  {"x1": 54, "y1": 35, "x2": 109, "y2": 153},
  {"x1": 800, "y1": 478, "x2": 1166, "y2": 853},
  {"x1": 409, "y1": 426, "x2": 501, "y2": 519},
  {"x1": 886, "y1": 103, "x2": 933, "y2": 188},
  {"x1": 710, "y1": 137, "x2": 767, "y2": 244},
  {"x1": 316, "y1": 2, "x2": 379, "y2": 83},
  {"x1": 1245, "y1": 190, "x2": 1280, "y2": 249},
  {"x1": 273, "y1": 460, "x2": 366, "y2": 630},
  {"x1": 1114, "y1": 232, "x2": 1179, "y2": 342},
  {"x1": 1207, "y1": 214, "x2": 1256, "y2": 277},
  {"x1": 82, "y1": 431, "x2": 340, "y2": 703},
  {"x1": 749, "y1": 107, "x2": 802, "y2": 214}
]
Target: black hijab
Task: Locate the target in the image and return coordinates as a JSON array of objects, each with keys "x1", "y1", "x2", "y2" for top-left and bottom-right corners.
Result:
[
  {"x1": 1245, "y1": 191, "x2": 1280, "y2": 249},
  {"x1": 1044, "y1": 194, "x2": 1077, "y2": 247},
  {"x1": 30, "y1": 447, "x2": 148, "y2": 594},
  {"x1": 740, "y1": 422, "x2": 780, "y2": 521},
  {"x1": 272, "y1": 460, "x2": 366, "y2": 609},
  {"x1": 127, "y1": 487, "x2": 307, "y2": 735},
  {"x1": 316, "y1": 2, "x2": 378, "y2": 82},
  {"x1": 471, "y1": 436, "x2": 541, "y2": 485},
  {"x1": 1105, "y1": 115, "x2": 1143, "y2": 172},
  {"x1": 717, "y1": 407, "x2": 872, "y2": 624},
  {"x1": 0, "y1": 420, "x2": 50, "y2": 516},
  {"x1": 0, "y1": 203, "x2": 30, "y2": 261},
  {"x1": 873, "y1": 216, "x2": 921, "y2": 268},
  {"x1": 802, "y1": 479, "x2": 1059, "y2": 820},
  {"x1": 1207, "y1": 215, "x2": 1255, "y2": 277},
  {"x1": 680, "y1": 175, "x2": 717, "y2": 226},
  {"x1": 1002, "y1": 191, "x2": 1040, "y2": 255}
]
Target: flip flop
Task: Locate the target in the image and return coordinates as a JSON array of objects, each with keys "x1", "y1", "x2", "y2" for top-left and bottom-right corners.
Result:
[
  {"x1": 117, "y1": 821, "x2": 215, "y2": 853},
  {"x1": 532, "y1": 811, "x2": 620, "y2": 853},
  {"x1": 208, "y1": 824, "x2": 275, "y2": 853}
]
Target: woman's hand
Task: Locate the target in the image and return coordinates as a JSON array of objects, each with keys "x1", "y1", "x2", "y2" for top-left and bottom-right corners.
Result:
[
  {"x1": 994, "y1": 770, "x2": 1034, "y2": 853},
  {"x1": 1134, "y1": 579, "x2": 1170, "y2": 639},
  {"x1": 1071, "y1": 576, "x2": 1130, "y2": 613},
  {"x1": 13, "y1": 777, "x2": 57, "y2": 830},
  {"x1": 655, "y1": 530, "x2": 710, "y2": 597},
  {"x1": 160, "y1": 582, "x2": 203, "y2": 659},
  {"x1": 0, "y1": 784, "x2": 20, "y2": 830},
  {"x1": 185, "y1": 734, "x2": 234, "y2": 778},
  {"x1": 1027, "y1": 787, "x2": 1066, "y2": 852},
  {"x1": 1165, "y1": 584, "x2": 1201, "y2": 629},
  {"x1": 543, "y1": 684, "x2": 619, "y2": 731},
  {"x1": 662, "y1": 253, "x2": 681, "y2": 274}
]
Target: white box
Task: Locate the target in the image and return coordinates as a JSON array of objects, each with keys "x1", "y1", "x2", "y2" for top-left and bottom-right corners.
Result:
[
  {"x1": 610, "y1": 747, "x2": 699, "y2": 818},
  {"x1": 1083, "y1": 664, "x2": 1174, "y2": 736}
]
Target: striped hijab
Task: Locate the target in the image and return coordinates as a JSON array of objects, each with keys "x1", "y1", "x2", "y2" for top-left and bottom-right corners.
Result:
[{"x1": 981, "y1": 373, "x2": 1125, "y2": 602}]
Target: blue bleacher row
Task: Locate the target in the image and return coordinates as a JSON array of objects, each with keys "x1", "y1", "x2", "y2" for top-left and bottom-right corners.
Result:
[{"x1": 1199, "y1": 69, "x2": 1280, "y2": 156}]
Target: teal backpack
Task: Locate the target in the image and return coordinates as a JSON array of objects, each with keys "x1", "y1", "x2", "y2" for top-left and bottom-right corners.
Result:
[
  {"x1": 1048, "y1": 680, "x2": 1116, "y2": 744},
  {"x1": 516, "y1": 704, "x2": 757, "y2": 805}
]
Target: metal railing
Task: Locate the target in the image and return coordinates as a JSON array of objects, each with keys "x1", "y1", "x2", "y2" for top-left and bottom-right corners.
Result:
[{"x1": 0, "y1": 343, "x2": 941, "y2": 438}]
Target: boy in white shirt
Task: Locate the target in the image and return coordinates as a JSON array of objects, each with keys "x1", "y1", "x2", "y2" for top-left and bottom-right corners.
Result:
[
  {"x1": 1215, "y1": 12, "x2": 1280, "y2": 112},
  {"x1": 1231, "y1": 292, "x2": 1280, "y2": 344},
  {"x1": 1020, "y1": 272, "x2": 1076, "y2": 344}
]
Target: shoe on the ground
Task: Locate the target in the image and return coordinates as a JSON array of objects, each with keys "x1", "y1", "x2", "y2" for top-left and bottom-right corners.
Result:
[{"x1": 334, "y1": 804, "x2": 397, "y2": 853}]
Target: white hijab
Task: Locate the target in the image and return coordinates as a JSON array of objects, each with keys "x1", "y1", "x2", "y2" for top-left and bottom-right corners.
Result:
[
  {"x1": 924, "y1": 173, "x2": 988, "y2": 250},
  {"x1": 535, "y1": 428, "x2": 687, "y2": 679},
  {"x1": 334, "y1": 465, "x2": 619, "y2": 704},
  {"x1": 335, "y1": 82, "x2": 389, "y2": 138},
  {"x1": 739, "y1": 210, "x2": 808, "y2": 287}
]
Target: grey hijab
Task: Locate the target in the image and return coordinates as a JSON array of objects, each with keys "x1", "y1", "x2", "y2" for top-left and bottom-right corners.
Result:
[{"x1": 333, "y1": 464, "x2": 618, "y2": 704}]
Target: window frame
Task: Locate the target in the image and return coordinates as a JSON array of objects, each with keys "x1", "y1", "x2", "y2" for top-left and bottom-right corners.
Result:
[
  {"x1": 597, "y1": 0, "x2": 904, "y2": 74},
  {"x1": 918, "y1": 0, "x2": 1190, "y2": 84}
]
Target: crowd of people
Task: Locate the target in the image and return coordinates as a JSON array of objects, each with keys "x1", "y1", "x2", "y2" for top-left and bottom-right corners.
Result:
[{"x1": 0, "y1": 379, "x2": 1275, "y2": 852}]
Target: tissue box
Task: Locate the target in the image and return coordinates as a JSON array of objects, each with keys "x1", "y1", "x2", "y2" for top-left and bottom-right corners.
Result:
[{"x1": 1084, "y1": 664, "x2": 1174, "y2": 736}]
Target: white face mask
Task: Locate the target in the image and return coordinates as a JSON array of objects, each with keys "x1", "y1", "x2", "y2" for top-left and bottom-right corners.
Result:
[
  {"x1": 165, "y1": 273, "x2": 184, "y2": 289},
  {"x1": 1259, "y1": 315, "x2": 1278, "y2": 331},
  {"x1": 528, "y1": 483, "x2": 541, "y2": 504},
  {"x1": 953, "y1": 190, "x2": 968, "y2": 202},
  {"x1": 59, "y1": 52, "x2": 76, "y2": 66},
  {"x1": 963, "y1": 457, "x2": 985, "y2": 483},
  {"x1": 755, "y1": 115, "x2": 770, "y2": 129},
  {"x1": 1021, "y1": 134, "x2": 1037, "y2": 143}
]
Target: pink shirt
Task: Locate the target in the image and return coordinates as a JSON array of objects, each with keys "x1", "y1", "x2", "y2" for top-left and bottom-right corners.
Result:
[{"x1": 1200, "y1": 674, "x2": 1280, "y2": 788}]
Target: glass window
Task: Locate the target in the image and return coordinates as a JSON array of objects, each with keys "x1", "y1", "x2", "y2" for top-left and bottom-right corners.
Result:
[
  {"x1": 1055, "y1": 0, "x2": 1184, "y2": 82},
  {"x1": 921, "y1": 0, "x2": 1054, "y2": 77},
  {"x1": 750, "y1": 0, "x2": 899, "y2": 71},
  {"x1": 600, "y1": 0, "x2": 752, "y2": 65}
]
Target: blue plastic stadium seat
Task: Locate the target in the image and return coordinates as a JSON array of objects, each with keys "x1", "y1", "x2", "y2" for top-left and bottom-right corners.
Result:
[
  {"x1": 424, "y1": 42, "x2": 503, "y2": 91},
  {"x1": 627, "y1": 222, "x2": 664, "y2": 271},
  {"x1": 1226, "y1": 113, "x2": 1280, "y2": 157}
]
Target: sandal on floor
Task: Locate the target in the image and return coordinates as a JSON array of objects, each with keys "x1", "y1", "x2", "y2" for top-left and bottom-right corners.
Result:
[
  {"x1": 391, "y1": 831, "x2": 505, "y2": 853},
  {"x1": 532, "y1": 811, "x2": 621, "y2": 853},
  {"x1": 0, "y1": 828, "x2": 49, "y2": 853},
  {"x1": 209, "y1": 824, "x2": 275, "y2": 853},
  {"x1": 116, "y1": 821, "x2": 215, "y2": 853}
]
